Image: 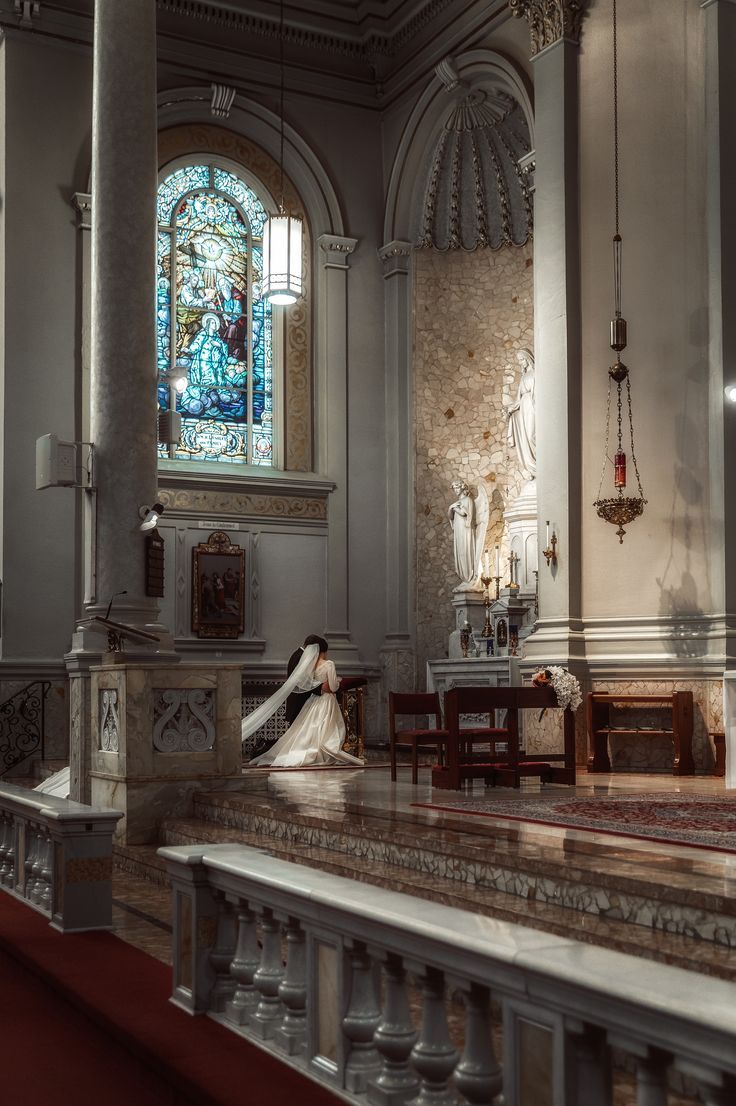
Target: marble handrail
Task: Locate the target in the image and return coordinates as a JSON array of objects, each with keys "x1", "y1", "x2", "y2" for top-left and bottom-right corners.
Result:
[
  {"x1": 0, "y1": 780, "x2": 122, "y2": 932},
  {"x1": 159, "y1": 842, "x2": 736, "y2": 1105}
]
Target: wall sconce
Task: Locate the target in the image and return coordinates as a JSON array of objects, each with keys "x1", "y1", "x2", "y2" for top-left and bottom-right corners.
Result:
[
  {"x1": 543, "y1": 520, "x2": 558, "y2": 567},
  {"x1": 725, "y1": 385, "x2": 736, "y2": 403},
  {"x1": 139, "y1": 502, "x2": 165, "y2": 532}
]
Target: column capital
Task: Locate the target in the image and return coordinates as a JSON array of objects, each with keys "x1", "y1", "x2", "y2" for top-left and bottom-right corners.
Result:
[
  {"x1": 510, "y1": 0, "x2": 588, "y2": 57},
  {"x1": 72, "y1": 191, "x2": 92, "y2": 230},
  {"x1": 318, "y1": 234, "x2": 359, "y2": 267},
  {"x1": 378, "y1": 239, "x2": 413, "y2": 277}
]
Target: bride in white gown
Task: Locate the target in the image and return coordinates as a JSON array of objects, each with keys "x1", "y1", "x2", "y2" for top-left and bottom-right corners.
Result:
[{"x1": 244, "y1": 642, "x2": 364, "y2": 768}]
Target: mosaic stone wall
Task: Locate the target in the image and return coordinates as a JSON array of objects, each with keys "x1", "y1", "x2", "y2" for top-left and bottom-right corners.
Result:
[
  {"x1": 523, "y1": 677, "x2": 723, "y2": 773},
  {"x1": 413, "y1": 244, "x2": 534, "y2": 679}
]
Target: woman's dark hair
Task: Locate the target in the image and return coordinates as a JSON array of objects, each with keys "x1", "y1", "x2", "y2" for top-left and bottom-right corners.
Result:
[{"x1": 303, "y1": 634, "x2": 329, "y2": 654}]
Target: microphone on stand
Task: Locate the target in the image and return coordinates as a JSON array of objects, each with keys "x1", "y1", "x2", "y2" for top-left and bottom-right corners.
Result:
[{"x1": 105, "y1": 590, "x2": 128, "y2": 621}]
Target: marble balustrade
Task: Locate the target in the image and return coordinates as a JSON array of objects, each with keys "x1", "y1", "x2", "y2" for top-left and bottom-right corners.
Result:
[
  {"x1": 0, "y1": 781, "x2": 122, "y2": 931},
  {"x1": 159, "y1": 842, "x2": 736, "y2": 1106}
]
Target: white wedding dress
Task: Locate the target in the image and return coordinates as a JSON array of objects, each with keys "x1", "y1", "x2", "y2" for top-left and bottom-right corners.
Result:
[{"x1": 249, "y1": 658, "x2": 364, "y2": 769}]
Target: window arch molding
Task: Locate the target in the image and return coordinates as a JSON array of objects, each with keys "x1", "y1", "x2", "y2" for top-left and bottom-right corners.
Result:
[{"x1": 157, "y1": 123, "x2": 316, "y2": 474}]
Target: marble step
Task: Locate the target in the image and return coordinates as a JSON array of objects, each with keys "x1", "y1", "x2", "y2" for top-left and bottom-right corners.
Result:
[
  {"x1": 186, "y1": 788, "x2": 736, "y2": 953},
  {"x1": 114, "y1": 844, "x2": 170, "y2": 887},
  {"x1": 159, "y1": 813, "x2": 736, "y2": 981}
]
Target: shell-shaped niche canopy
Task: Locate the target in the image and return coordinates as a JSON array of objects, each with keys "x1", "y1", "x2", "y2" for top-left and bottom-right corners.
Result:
[{"x1": 417, "y1": 89, "x2": 532, "y2": 251}]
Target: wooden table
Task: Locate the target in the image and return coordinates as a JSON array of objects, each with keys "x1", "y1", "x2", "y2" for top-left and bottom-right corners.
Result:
[
  {"x1": 586, "y1": 691, "x2": 694, "y2": 776},
  {"x1": 433, "y1": 686, "x2": 576, "y2": 790}
]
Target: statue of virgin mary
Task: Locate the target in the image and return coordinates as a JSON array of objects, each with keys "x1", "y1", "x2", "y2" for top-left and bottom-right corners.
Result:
[{"x1": 507, "y1": 348, "x2": 536, "y2": 480}]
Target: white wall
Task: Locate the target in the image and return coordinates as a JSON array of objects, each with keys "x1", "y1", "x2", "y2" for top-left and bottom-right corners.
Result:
[
  {"x1": 0, "y1": 35, "x2": 92, "y2": 663},
  {"x1": 579, "y1": 1, "x2": 709, "y2": 628}
]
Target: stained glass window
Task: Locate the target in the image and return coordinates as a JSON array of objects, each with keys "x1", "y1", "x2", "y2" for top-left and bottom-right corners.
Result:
[{"x1": 157, "y1": 162, "x2": 274, "y2": 467}]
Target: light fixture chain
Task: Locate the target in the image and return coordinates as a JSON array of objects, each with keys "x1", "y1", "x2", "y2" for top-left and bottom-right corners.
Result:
[
  {"x1": 613, "y1": 0, "x2": 620, "y2": 239},
  {"x1": 616, "y1": 379, "x2": 623, "y2": 452},
  {"x1": 279, "y1": 0, "x2": 285, "y2": 209},
  {"x1": 626, "y1": 375, "x2": 645, "y2": 496},
  {"x1": 596, "y1": 377, "x2": 614, "y2": 501}
]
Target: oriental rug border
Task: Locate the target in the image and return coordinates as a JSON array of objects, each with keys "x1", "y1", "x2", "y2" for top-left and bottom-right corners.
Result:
[{"x1": 412, "y1": 792, "x2": 736, "y2": 854}]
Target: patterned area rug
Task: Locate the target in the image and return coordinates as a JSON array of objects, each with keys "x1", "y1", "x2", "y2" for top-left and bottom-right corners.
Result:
[{"x1": 412, "y1": 792, "x2": 736, "y2": 852}]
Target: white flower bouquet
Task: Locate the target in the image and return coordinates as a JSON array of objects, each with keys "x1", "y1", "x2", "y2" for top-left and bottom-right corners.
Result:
[{"x1": 531, "y1": 666, "x2": 582, "y2": 713}]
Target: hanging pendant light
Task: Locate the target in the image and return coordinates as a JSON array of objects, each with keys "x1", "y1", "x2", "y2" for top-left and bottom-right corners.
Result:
[
  {"x1": 263, "y1": 0, "x2": 303, "y2": 306},
  {"x1": 593, "y1": 0, "x2": 646, "y2": 543}
]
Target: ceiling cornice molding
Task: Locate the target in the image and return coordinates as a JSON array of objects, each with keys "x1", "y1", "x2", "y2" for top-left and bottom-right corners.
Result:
[{"x1": 155, "y1": 0, "x2": 457, "y2": 58}]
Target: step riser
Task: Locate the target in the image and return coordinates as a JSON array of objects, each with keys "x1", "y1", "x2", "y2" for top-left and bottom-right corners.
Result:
[{"x1": 189, "y1": 797, "x2": 736, "y2": 951}]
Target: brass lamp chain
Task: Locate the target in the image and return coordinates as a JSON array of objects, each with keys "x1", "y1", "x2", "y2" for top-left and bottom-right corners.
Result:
[
  {"x1": 593, "y1": 0, "x2": 646, "y2": 541},
  {"x1": 626, "y1": 375, "x2": 645, "y2": 495}
]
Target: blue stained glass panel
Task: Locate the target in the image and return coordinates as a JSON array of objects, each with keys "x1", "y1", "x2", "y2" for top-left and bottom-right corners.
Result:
[
  {"x1": 157, "y1": 163, "x2": 274, "y2": 467},
  {"x1": 213, "y1": 168, "x2": 268, "y2": 236},
  {"x1": 157, "y1": 165, "x2": 210, "y2": 224},
  {"x1": 156, "y1": 232, "x2": 171, "y2": 388}
]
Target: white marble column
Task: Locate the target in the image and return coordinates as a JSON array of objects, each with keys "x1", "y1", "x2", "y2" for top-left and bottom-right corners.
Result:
[
  {"x1": 317, "y1": 233, "x2": 359, "y2": 663},
  {"x1": 702, "y1": 0, "x2": 736, "y2": 665},
  {"x1": 89, "y1": 0, "x2": 161, "y2": 629},
  {"x1": 67, "y1": 0, "x2": 170, "y2": 801},
  {"x1": 378, "y1": 241, "x2": 416, "y2": 693},
  {"x1": 511, "y1": 1, "x2": 587, "y2": 672}
]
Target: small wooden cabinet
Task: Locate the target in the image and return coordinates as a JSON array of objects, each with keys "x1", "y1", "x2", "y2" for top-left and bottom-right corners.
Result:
[{"x1": 587, "y1": 691, "x2": 694, "y2": 776}]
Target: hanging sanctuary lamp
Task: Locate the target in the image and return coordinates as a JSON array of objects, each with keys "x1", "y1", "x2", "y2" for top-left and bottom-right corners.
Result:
[
  {"x1": 593, "y1": 0, "x2": 646, "y2": 543},
  {"x1": 262, "y1": 0, "x2": 303, "y2": 305}
]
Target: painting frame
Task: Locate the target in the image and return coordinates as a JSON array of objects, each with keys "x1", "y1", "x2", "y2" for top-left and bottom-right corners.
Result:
[{"x1": 192, "y1": 530, "x2": 245, "y2": 639}]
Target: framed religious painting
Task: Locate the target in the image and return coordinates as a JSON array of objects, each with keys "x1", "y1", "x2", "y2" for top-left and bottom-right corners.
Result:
[{"x1": 192, "y1": 531, "x2": 245, "y2": 639}]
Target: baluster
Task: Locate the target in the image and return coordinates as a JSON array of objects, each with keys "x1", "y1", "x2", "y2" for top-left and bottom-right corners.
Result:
[
  {"x1": 343, "y1": 941, "x2": 382, "y2": 1093},
  {"x1": 368, "y1": 953, "x2": 419, "y2": 1106},
  {"x1": 410, "y1": 966, "x2": 459, "y2": 1106},
  {"x1": 0, "y1": 818, "x2": 9, "y2": 885},
  {"x1": 250, "y1": 908, "x2": 285, "y2": 1040},
  {"x1": 607, "y1": 1035, "x2": 668, "y2": 1106},
  {"x1": 39, "y1": 833, "x2": 53, "y2": 911},
  {"x1": 24, "y1": 827, "x2": 39, "y2": 902},
  {"x1": 226, "y1": 902, "x2": 261, "y2": 1027},
  {"x1": 454, "y1": 983, "x2": 502, "y2": 1106},
  {"x1": 678, "y1": 1065, "x2": 736, "y2": 1106},
  {"x1": 209, "y1": 891, "x2": 236, "y2": 1013},
  {"x1": 566, "y1": 1022, "x2": 612, "y2": 1106},
  {"x1": 275, "y1": 918, "x2": 307, "y2": 1056},
  {"x1": 5, "y1": 817, "x2": 15, "y2": 887}
]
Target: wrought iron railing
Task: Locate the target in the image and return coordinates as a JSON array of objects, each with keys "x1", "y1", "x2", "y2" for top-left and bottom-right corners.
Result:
[{"x1": 0, "y1": 681, "x2": 51, "y2": 777}]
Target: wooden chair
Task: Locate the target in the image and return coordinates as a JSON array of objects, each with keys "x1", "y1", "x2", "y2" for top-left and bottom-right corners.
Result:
[
  {"x1": 436, "y1": 686, "x2": 576, "y2": 790},
  {"x1": 389, "y1": 692, "x2": 448, "y2": 785}
]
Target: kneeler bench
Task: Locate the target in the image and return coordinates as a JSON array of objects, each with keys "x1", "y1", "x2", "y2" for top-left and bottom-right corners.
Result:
[
  {"x1": 433, "y1": 686, "x2": 576, "y2": 791},
  {"x1": 587, "y1": 691, "x2": 694, "y2": 776},
  {"x1": 337, "y1": 676, "x2": 367, "y2": 758}
]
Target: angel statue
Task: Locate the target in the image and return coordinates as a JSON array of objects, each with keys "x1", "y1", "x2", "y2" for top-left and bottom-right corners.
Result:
[{"x1": 448, "y1": 480, "x2": 489, "y2": 589}]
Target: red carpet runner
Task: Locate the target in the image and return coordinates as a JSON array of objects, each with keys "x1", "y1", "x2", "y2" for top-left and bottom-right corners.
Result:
[{"x1": 0, "y1": 893, "x2": 343, "y2": 1106}]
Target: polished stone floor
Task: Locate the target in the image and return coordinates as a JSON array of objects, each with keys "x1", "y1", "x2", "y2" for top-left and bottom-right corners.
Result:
[{"x1": 111, "y1": 766, "x2": 736, "y2": 970}]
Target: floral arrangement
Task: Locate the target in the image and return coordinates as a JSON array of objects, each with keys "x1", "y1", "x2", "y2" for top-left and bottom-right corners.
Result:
[{"x1": 532, "y1": 666, "x2": 582, "y2": 713}]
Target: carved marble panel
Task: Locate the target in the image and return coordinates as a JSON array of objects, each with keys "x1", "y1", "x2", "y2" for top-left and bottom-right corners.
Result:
[
  {"x1": 99, "y1": 689, "x2": 119, "y2": 753},
  {"x1": 153, "y1": 689, "x2": 216, "y2": 752}
]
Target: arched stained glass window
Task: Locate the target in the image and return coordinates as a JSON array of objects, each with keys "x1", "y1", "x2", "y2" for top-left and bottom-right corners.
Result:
[{"x1": 157, "y1": 161, "x2": 274, "y2": 466}]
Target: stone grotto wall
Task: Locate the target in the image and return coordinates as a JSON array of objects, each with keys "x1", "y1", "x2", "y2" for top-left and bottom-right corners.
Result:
[{"x1": 413, "y1": 244, "x2": 534, "y2": 679}]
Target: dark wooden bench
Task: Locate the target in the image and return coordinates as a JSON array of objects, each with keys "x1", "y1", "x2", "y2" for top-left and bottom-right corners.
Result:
[{"x1": 587, "y1": 691, "x2": 694, "y2": 776}]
